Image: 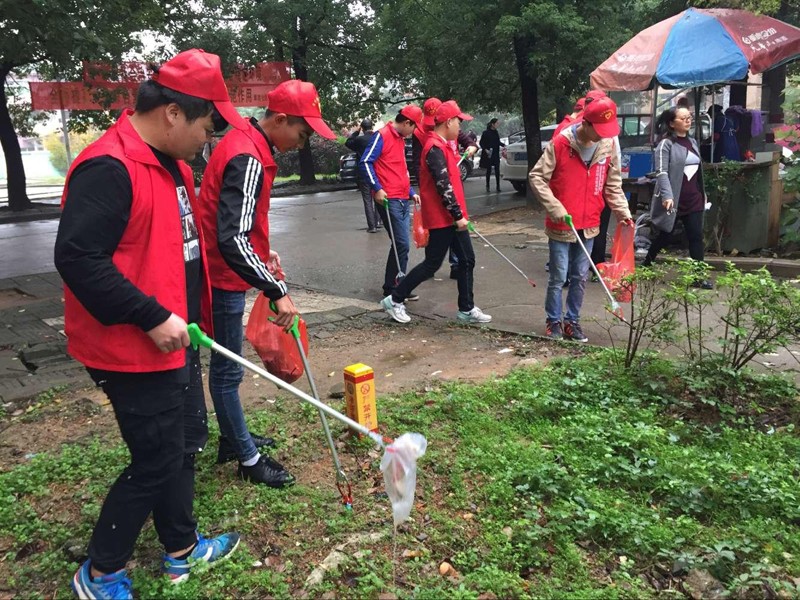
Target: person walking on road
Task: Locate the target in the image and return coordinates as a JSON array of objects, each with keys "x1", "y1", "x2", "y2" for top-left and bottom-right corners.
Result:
[
  {"x1": 381, "y1": 100, "x2": 492, "y2": 326},
  {"x1": 642, "y1": 106, "x2": 712, "y2": 289},
  {"x1": 54, "y1": 49, "x2": 243, "y2": 599},
  {"x1": 345, "y1": 118, "x2": 382, "y2": 232},
  {"x1": 197, "y1": 79, "x2": 336, "y2": 488},
  {"x1": 480, "y1": 117, "x2": 505, "y2": 192},
  {"x1": 530, "y1": 96, "x2": 632, "y2": 343},
  {"x1": 359, "y1": 105, "x2": 423, "y2": 299}
]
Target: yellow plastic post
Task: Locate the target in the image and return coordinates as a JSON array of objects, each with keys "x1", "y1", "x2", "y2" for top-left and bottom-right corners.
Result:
[{"x1": 343, "y1": 363, "x2": 378, "y2": 434}]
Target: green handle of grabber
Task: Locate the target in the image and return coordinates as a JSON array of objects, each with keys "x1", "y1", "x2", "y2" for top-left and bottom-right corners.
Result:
[
  {"x1": 187, "y1": 323, "x2": 213, "y2": 351},
  {"x1": 269, "y1": 300, "x2": 301, "y2": 340},
  {"x1": 383, "y1": 198, "x2": 389, "y2": 210},
  {"x1": 467, "y1": 221, "x2": 475, "y2": 232},
  {"x1": 564, "y1": 214, "x2": 573, "y2": 227}
]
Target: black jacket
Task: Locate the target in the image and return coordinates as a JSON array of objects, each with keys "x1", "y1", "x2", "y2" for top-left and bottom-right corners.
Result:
[{"x1": 480, "y1": 129, "x2": 504, "y2": 165}]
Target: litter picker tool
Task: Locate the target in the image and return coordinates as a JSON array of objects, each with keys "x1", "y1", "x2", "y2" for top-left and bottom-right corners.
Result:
[
  {"x1": 467, "y1": 221, "x2": 536, "y2": 288},
  {"x1": 187, "y1": 324, "x2": 427, "y2": 525},
  {"x1": 270, "y1": 302, "x2": 352, "y2": 509},
  {"x1": 563, "y1": 215, "x2": 627, "y2": 323},
  {"x1": 383, "y1": 198, "x2": 405, "y2": 285}
]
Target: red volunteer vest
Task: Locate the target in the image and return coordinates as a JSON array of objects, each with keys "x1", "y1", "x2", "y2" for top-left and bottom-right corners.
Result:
[
  {"x1": 545, "y1": 133, "x2": 610, "y2": 232},
  {"x1": 419, "y1": 134, "x2": 469, "y2": 230},
  {"x1": 197, "y1": 121, "x2": 277, "y2": 291},
  {"x1": 60, "y1": 110, "x2": 213, "y2": 372},
  {"x1": 373, "y1": 124, "x2": 411, "y2": 199}
]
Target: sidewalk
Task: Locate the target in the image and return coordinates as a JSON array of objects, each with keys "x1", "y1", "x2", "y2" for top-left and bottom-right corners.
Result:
[{"x1": 0, "y1": 278, "x2": 386, "y2": 405}]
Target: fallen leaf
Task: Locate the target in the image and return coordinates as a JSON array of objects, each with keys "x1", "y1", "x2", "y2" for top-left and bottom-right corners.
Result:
[
  {"x1": 462, "y1": 512, "x2": 474, "y2": 521},
  {"x1": 402, "y1": 549, "x2": 423, "y2": 559},
  {"x1": 439, "y1": 561, "x2": 453, "y2": 576}
]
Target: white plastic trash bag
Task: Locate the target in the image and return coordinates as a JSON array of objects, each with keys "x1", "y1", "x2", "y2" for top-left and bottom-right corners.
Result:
[{"x1": 380, "y1": 433, "x2": 428, "y2": 526}]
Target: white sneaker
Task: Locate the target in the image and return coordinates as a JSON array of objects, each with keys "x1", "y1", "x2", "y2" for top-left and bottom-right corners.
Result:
[
  {"x1": 381, "y1": 296, "x2": 411, "y2": 324},
  {"x1": 457, "y1": 306, "x2": 492, "y2": 324}
]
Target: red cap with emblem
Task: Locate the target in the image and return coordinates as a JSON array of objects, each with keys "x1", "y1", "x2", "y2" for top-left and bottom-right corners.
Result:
[
  {"x1": 152, "y1": 49, "x2": 248, "y2": 131},
  {"x1": 434, "y1": 100, "x2": 472, "y2": 124},
  {"x1": 582, "y1": 96, "x2": 619, "y2": 138},
  {"x1": 267, "y1": 80, "x2": 336, "y2": 139},
  {"x1": 422, "y1": 98, "x2": 442, "y2": 128}
]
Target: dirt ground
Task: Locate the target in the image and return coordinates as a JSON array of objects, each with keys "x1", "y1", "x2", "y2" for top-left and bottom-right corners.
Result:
[{"x1": 0, "y1": 311, "x2": 562, "y2": 472}]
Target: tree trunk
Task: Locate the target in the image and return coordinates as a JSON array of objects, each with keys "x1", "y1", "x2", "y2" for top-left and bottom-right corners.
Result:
[
  {"x1": 292, "y1": 19, "x2": 316, "y2": 186},
  {"x1": 513, "y1": 34, "x2": 541, "y2": 205},
  {"x1": 0, "y1": 67, "x2": 32, "y2": 211}
]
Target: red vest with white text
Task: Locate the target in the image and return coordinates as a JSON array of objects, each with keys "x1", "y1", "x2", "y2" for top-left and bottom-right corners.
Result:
[
  {"x1": 545, "y1": 132, "x2": 610, "y2": 232},
  {"x1": 60, "y1": 110, "x2": 213, "y2": 372}
]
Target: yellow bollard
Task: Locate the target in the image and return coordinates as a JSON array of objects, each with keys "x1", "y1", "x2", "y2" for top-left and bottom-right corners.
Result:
[{"x1": 344, "y1": 363, "x2": 378, "y2": 434}]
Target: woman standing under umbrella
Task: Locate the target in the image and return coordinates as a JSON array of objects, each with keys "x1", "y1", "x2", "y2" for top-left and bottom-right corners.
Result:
[{"x1": 643, "y1": 106, "x2": 713, "y2": 289}]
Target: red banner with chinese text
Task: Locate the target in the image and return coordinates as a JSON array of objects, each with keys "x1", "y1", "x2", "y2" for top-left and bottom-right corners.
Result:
[{"x1": 30, "y1": 62, "x2": 292, "y2": 110}]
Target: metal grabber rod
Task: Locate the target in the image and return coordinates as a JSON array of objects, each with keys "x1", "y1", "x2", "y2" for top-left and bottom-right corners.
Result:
[
  {"x1": 270, "y1": 302, "x2": 354, "y2": 509},
  {"x1": 467, "y1": 221, "x2": 536, "y2": 287},
  {"x1": 382, "y1": 198, "x2": 405, "y2": 284},
  {"x1": 187, "y1": 324, "x2": 385, "y2": 448},
  {"x1": 563, "y1": 215, "x2": 627, "y2": 323}
]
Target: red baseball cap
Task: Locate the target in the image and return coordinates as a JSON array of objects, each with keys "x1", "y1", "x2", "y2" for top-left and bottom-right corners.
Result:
[
  {"x1": 573, "y1": 97, "x2": 586, "y2": 113},
  {"x1": 422, "y1": 97, "x2": 442, "y2": 128},
  {"x1": 267, "y1": 80, "x2": 336, "y2": 139},
  {"x1": 152, "y1": 49, "x2": 247, "y2": 131},
  {"x1": 434, "y1": 100, "x2": 472, "y2": 124},
  {"x1": 582, "y1": 96, "x2": 619, "y2": 138},
  {"x1": 585, "y1": 89, "x2": 607, "y2": 101},
  {"x1": 399, "y1": 105, "x2": 423, "y2": 129}
]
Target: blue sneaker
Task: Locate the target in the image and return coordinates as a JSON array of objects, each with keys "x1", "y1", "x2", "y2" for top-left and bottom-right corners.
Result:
[
  {"x1": 162, "y1": 532, "x2": 241, "y2": 584},
  {"x1": 71, "y1": 560, "x2": 132, "y2": 599}
]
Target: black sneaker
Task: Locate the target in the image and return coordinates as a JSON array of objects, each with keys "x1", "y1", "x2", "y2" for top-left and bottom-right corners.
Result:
[
  {"x1": 545, "y1": 320, "x2": 563, "y2": 340},
  {"x1": 449, "y1": 268, "x2": 459, "y2": 280},
  {"x1": 404, "y1": 293, "x2": 419, "y2": 302},
  {"x1": 238, "y1": 455, "x2": 295, "y2": 488},
  {"x1": 217, "y1": 432, "x2": 276, "y2": 464},
  {"x1": 692, "y1": 279, "x2": 714, "y2": 290},
  {"x1": 563, "y1": 320, "x2": 588, "y2": 343}
]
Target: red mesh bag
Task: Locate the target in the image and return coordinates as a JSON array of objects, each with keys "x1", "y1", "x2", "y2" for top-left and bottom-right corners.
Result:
[
  {"x1": 412, "y1": 205, "x2": 429, "y2": 248},
  {"x1": 597, "y1": 224, "x2": 636, "y2": 303},
  {"x1": 245, "y1": 293, "x2": 309, "y2": 383}
]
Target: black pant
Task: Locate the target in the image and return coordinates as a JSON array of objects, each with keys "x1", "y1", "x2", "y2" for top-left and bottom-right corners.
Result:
[
  {"x1": 357, "y1": 178, "x2": 380, "y2": 230},
  {"x1": 591, "y1": 206, "x2": 612, "y2": 265},
  {"x1": 86, "y1": 352, "x2": 208, "y2": 573},
  {"x1": 392, "y1": 226, "x2": 475, "y2": 312},
  {"x1": 645, "y1": 209, "x2": 705, "y2": 264},
  {"x1": 485, "y1": 160, "x2": 500, "y2": 189}
]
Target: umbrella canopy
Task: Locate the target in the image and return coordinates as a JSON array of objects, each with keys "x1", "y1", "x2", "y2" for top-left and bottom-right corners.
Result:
[{"x1": 591, "y1": 8, "x2": 800, "y2": 91}]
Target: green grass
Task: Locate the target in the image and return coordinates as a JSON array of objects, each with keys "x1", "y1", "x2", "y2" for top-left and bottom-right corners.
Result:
[
  {"x1": 274, "y1": 173, "x2": 339, "y2": 184},
  {"x1": 2, "y1": 350, "x2": 799, "y2": 598}
]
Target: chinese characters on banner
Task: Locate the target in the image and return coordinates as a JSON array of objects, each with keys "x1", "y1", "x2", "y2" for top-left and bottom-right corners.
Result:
[{"x1": 29, "y1": 61, "x2": 292, "y2": 111}]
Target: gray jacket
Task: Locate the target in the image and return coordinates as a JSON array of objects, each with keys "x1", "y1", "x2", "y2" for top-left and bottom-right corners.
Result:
[{"x1": 650, "y1": 135, "x2": 705, "y2": 232}]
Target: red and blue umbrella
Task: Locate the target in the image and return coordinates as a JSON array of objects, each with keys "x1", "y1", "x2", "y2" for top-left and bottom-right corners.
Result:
[{"x1": 591, "y1": 8, "x2": 800, "y2": 91}]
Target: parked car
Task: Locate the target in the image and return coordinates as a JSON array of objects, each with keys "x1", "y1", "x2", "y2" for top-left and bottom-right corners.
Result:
[
  {"x1": 500, "y1": 125, "x2": 557, "y2": 194},
  {"x1": 338, "y1": 152, "x2": 358, "y2": 185}
]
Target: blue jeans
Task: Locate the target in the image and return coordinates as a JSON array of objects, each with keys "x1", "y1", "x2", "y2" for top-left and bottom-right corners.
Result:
[
  {"x1": 209, "y1": 287, "x2": 258, "y2": 463},
  {"x1": 545, "y1": 236, "x2": 594, "y2": 323},
  {"x1": 375, "y1": 198, "x2": 411, "y2": 295}
]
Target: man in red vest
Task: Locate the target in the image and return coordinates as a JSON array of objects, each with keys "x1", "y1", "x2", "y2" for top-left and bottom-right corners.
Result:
[
  {"x1": 54, "y1": 49, "x2": 244, "y2": 599},
  {"x1": 530, "y1": 96, "x2": 632, "y2": 343},
  {"x1": 359, "y1": 105, "x2": 423, "y2": 299},
  {"x1": 197, "y1": 80, "x2": 335, "y2": 488},
  {"x1": 381, "y1": 100, "x2": 492, "y2": 325}
]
